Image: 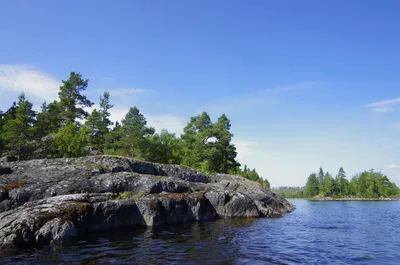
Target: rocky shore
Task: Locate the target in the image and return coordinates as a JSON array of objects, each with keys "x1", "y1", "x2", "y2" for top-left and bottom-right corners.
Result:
[{"x1": 0, "y1": 156, "x2": 294, "y2": 250}]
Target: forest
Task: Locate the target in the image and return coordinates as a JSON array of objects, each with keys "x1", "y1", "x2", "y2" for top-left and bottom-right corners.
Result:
[
  {"x1": 272, "y1": 186, "x2": 304, "y2": 198},
  {"x1": 274, "y1": 167, "x2": 399, "y2": 199},
  {"x1": 0, "y1": 72, "x2": 270, "y2": 189}
]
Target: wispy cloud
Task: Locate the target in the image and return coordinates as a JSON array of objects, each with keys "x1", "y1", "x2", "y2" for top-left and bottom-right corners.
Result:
[
  {"x1": 202, "y1": 81, "x2": 317, "y2": 115},
  {"x1": 365, "y1": 97, "x2": 400, "y2": 113},
  {"x1": 389, "y1": 164, "x2": 400, "y2": 169},
  {"x1": 100, "y1": 74, "x2": 117, "y2": 82},
  {"x1": 233, "y1": 139, "x2": 258, "y2": 162},
  {"x1": 269, "y1": 81, "x2": 317, "y2": 93},
  {"x1": 0, "y1": 64, "x2": 60, "y2": 103},
  {"x1": 104, "y1": 88, "x2": 152, "y2": 97}
]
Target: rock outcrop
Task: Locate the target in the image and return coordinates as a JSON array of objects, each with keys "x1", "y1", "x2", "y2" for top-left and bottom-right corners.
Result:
[{"x1": 0, "y1": 156, "x2": 294, "y2": 249}]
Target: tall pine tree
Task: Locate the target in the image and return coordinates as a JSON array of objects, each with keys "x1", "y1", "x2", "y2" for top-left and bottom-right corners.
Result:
[
  {"x1": 116, "y1": 107, "x2": 155, "y2": 158},
  {"x1": 58, "y1": 72, "x2": 93, "y2": 124},
  {"x1": 1, "y1": 94, "x2": 36, "y2": 159}
]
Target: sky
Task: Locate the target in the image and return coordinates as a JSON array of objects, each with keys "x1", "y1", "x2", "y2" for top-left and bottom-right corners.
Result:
[{"x1": 1, "y1": 0, "x2": 400, "y2": 187}]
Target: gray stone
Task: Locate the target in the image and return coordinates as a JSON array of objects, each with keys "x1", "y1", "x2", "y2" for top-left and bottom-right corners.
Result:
[{"x1": 0, "y1": 156, "x2": 294, "y2": 250}]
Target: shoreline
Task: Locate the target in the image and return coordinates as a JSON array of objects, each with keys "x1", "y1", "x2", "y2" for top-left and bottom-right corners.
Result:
[{"x1": 286, "y1": 197, "x2": 400, "y2": 201}]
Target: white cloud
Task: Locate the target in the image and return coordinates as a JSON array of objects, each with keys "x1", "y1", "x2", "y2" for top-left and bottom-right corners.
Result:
[
  {"x1": 202, "y1": 81, "x2": 317, "y2": 115},
  {"x1": 102, "y1": 88, "x2": 152, "y2": 97},
  {"x1": 0, "y1": 64, "x2": 60, "y2": 103},
  {"x1": 270, "y1": 81, "x2": 317, "y2": 92},
  {"x1": 366, "y1": 97, "x2": 400, "y2": 113},
  {"x1": 233, "y1": 139, "x2": 259, "y2": 162},
  {"x1": 389, "y1": 164, "x2": 400, "y2": 169},
  {"x1": 108, "y1": 107, "x2": 130, "y2": 124},
  {"x1": 370, "y1": 107, "x2": 394, "y2": 113},
  {"x1": 145, "y1": 113, "x2": 186, "y2": 136}
]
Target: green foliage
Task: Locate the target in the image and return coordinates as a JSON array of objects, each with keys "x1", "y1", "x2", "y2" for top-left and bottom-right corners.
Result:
[
  {"x1": 33, "y1": 101, "x2": 63, "y2": 138},
  {"x1": 115, "y1": 191, "x2": 131, "y2": 200},
  {"x1": 99, "y1": 91, "x2": 114, "y2": 128},
  {"x1": 147, "y1": 130, "x2": 183, "y2": 164},
  {"x1": 349, "y1": 170, "x2": 399, "y2": 198},
  {"x1": 0, "y1": 71, "x2": 268, "y2": 187},
  {"x1": 58, "y1": 72, "x2": 94, "y2": 124},
  {"x1": 85, "y1": 92, "x2": 114, "y2": 152},
  {"x1": 52, "y1": 120, "x2": 89, "y2": 157},
  {"x1": 85, "y1": 109, "x2": 104, "y2": 148},
  {"x1": 114, "y1": 191, "x2": 145, "y2": 200},
  {"x1": 181, "y1": 112, "x2": 240, "y2": 174},
  {"x1": 323, "y1": 172, "x2": 334, "y2": 196},
  {"x1": 1, "y1": 94, "x2": 36, "y2": 159},
  {"x1": 104, "y1": 107, "x2": 155, "y2": 159},
  {"x1": 304, "y1": 173, "x2": 319, "y2": 197},
  {"x1": 104, "y1": 121, "x2": 123, "y2": 155},
  {"x1": 273, "y1": 186, "x2": 304, "y2": 198},
  {"x1": 236, "y1": 165, "x2": 270, "y2": 190},
  {"x1": 335, "y1": 167, "x2": 349, "y2": 196},
  {"x1": 302, "y1": 167, "x2": 399, "y2": 199},
  {"x1": 317, "y1": 167, "x2": 325, "y2": 194}
]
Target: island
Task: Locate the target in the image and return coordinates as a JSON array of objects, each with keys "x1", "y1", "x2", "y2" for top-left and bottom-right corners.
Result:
[{"x1": 273, "y1": 167, "x2": 400, "y2": 200}]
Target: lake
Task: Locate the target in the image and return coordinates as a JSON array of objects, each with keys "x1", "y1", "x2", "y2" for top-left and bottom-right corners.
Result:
[{"x1": 1, "y1": 199, "x2": 399, "y2": 264}]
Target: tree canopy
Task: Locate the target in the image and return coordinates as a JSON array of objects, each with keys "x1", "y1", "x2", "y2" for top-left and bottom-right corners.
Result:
[
  {"x1": 0, "y1": 71, "x2": 271, "y2": 190},
  {"x1": 58, "y1": 72, "x2": 93, "y2": 123},
  {"x1": 302, "y1": 167, "x2": 399, "y2": 199}
]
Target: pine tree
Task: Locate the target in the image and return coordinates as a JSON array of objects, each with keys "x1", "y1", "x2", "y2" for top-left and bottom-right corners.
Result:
[
  {"x1": 116, "y1": 107, "x2": 155, "y2": 158},
  {"x1": 335, "y1": 167, "x2": 348, "y2": 197},
  {"x1": 1, "y1": 94, "x2": 36, "y2": 159},
  {"x1": 104, "y1": 121, "x2": 123, "y2": 155},
  {"x1": 181, "y1": 112, "x2": 240, "y2": 173},
  {"x1": 181, "y1": 112, "x2": 213, "y2": 170},
  {"x1": 317, "y1": 167, "x2": 325, "y2": 195},
  {"x1": 305, "y1": 173, "x2": 319, "y2": 197},
  {"x1": 33, "y1": 101, "x2": 63, "y2": 139},
  {"x1": 85, "y1": 109, "x2": 103, "y2": 149},
  {"x1": 85, "y1": 92, "x2": 114, "y2": 152},
  {"x1": 323, "y1": 172, "x2": 335, "y2": 196},
  {"x1": 99, "y1": 91, "x2": 113, "y2": 129},
  {"x1": 58, "y1": 72, "x2": 93, "y2": 124},
  {"x1": 213, "y1": 114, "x2": 240, "y2": 173}
]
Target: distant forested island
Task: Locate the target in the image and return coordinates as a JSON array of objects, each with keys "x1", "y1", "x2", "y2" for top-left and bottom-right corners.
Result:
[
  {"x1": 273, "y1": 167, "x2": 400, "y2": 200},
  {"x1": 0, "y1": 72, "x2": 270, "y2": 189}
]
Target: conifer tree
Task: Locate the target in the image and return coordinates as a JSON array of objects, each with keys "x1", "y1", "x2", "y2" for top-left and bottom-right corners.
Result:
[
  {"x1": 1, "y1": 93, "x2": 36, "y2": 159},
  {"x1": 58, "y1": 72, "x2": 93, "y2": 124}
]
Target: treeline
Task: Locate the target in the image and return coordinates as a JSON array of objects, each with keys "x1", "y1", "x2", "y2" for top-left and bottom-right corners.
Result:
[
  {"x1": 0, "y1": 72, "x2": 270, "y2": 189},
  {"x1": 272, "y1": 186, "x2": 304, "y2": 198},
  {"x1": 304, "y1": 167, "x2": 399, "y2": 198}
]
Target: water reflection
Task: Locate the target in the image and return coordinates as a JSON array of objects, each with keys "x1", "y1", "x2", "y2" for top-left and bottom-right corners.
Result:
[
  {"x1": 1, "y1": 219, "x2": 256, "y2": 265},
  {"x1": 2, "y1": 201, "x2": 400, "y2": 265}
]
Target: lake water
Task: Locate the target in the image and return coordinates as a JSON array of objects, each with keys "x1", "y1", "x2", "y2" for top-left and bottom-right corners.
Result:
[{"x1": 1, "y1": 199, "x2": 400, "y2": 264}]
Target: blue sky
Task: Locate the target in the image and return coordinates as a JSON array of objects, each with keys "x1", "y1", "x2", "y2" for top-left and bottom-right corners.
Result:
[{"x1": 1, "y1": 0, "x2": 400, "y2": 187}]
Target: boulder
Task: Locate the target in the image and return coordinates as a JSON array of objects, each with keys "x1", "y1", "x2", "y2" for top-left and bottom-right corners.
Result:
[{"x1": 0, "y1": 156, "x2": 294, "y2": 249}]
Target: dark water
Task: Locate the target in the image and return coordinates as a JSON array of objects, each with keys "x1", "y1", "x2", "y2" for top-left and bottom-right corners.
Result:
[{"x1": 1, "y1": 199, "x2": 400, "y2": 265}]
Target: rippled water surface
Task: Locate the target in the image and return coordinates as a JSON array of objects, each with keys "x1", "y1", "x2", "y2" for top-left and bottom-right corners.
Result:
[{"x1": 2, "y1": 199, "x2": 400, "y2": 264}]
